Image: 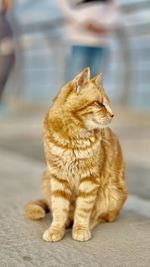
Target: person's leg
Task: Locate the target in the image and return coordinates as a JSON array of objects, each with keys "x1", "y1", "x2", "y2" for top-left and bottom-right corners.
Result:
[
  {"x1": 87, "y1": 46, "x2": 108, "y2": 77},
  {"x1": 0, "y1": 53, "x2": 14, "y2": 100},
  {"x1": 65, "y1": 45, "x2": 108, "y2": 81},
  {"x1": 65, "y1": 45, "x2": 90, "y2": 82},
  {"x1": 0, "y1": 13, "x2": 14, "y2": 101}
]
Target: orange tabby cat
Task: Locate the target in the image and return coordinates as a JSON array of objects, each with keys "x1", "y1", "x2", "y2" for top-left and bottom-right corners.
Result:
[{"x1": 25, "y1": 67, "x2": 127, "y2": 242}]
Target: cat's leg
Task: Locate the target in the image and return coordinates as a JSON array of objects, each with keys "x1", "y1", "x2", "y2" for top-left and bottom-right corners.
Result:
[
  {"x1": 90, "y1": 207, "x2": 104, "y2": 230},
  {"x1": 65, "y1": 202, "x2": 75, "y2": 228},
  {"x1": 72, "y1": 178, "x2": 99, "y2": 241},
  {"x1": 90, "y1": 209, "x2": 119, "y2": 230},
  {"x1": 43, "y1": 174, "x2": 71, "y2": 242},
  {"x1": 90, "y1": 185, "x2": 127, "y2": 229},
  {"x1": 102, "y1": 187, "x2": 127, "y2": 223}
]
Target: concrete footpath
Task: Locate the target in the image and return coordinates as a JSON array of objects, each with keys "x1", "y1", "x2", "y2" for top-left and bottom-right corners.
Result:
[
  {"x1": 0, "y1": 150, "x2": 150, "y2": 267},
  {"x1": 0, "y1": 109, "x2": 150, "y2": 267}
]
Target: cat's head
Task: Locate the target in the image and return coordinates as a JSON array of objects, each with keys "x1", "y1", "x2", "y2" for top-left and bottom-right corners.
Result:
[{"x1": 53, "y1": 67, "x2": 114, "y2": 131}]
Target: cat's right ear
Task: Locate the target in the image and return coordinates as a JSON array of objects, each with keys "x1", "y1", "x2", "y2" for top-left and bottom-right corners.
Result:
[
  {"x1": 91, "y1": 73, "x2": 103, "y2": 86},
  {"x1": 73, "y1": 67, "x2": 90, "y2": 94}
]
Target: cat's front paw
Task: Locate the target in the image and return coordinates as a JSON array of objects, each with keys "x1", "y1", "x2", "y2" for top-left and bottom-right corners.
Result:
[
  {"x1": 72, "y1": 225, "x2": 91, "y2": 241},
  {"x1": 43, "y1": 227, "x2": 65, "y2": 242}
]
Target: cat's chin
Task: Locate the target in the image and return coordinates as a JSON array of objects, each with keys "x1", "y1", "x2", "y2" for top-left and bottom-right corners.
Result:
[
  {"x1": 92, "y1": 125, "x2": 109, "y2": 131},
  {"x1": 97, "y1": 124, "x2": 109, "y2": 129},
  {"x1": 85, "y1": 119, "x2": 110, "y2": 131}
]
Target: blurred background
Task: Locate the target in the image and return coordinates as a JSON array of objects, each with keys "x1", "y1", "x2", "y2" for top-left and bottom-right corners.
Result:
[{"x1": 0, "y1": 0, "x2": 150, "y2": 217}]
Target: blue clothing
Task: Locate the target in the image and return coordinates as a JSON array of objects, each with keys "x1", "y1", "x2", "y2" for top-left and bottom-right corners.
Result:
[{"x1": 66, "y1": 45, "x2": 107, "y2": 81}]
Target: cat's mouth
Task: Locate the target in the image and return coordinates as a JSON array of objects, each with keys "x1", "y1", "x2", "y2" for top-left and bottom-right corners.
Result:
[
  {"x1": 85, "y1": 118, "x2": 112, "y2": 130},
  {"x1": 94, "y1": 118, "x2": 112, "y2": 127}
]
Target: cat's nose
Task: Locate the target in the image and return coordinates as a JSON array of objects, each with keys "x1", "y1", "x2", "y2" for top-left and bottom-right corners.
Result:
[{"x1": 110, "y1": 114, "x2": 114, "y2": 118}]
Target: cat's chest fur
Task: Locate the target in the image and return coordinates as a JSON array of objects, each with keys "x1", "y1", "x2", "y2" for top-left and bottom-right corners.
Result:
[{"x1": 48, "y1": 134, "x2": 101, "y2": 191}]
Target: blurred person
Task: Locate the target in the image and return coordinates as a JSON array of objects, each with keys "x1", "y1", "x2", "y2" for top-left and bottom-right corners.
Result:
[
  {"x1": 56, "y1": 0, "x2": 118, "y2": 80},
  {"x1": 0, "y1": 0, "x2": 14, "y2": 102}
]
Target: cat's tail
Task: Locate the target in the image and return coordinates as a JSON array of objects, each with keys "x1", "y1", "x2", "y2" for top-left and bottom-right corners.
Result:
[{"x1": 24, "y1": 199, "x2": 50, "y2": 220}]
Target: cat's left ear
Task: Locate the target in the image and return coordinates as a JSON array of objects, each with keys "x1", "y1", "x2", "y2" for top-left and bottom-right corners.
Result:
[
  {"x1": 74, "y1": 67, "x2": 90, "y2": 94},
  {"x1": 91, "y1": 73, "x2": 103, "y2": 86}
]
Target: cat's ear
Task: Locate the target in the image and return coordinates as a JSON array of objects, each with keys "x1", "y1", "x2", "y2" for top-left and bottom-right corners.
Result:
[
  {"x1": 91, "y1": 73, "x2": 103, "y2": 86},
  {"x1": 74, "y1": 67, "x2": 90, "y2": 94}
]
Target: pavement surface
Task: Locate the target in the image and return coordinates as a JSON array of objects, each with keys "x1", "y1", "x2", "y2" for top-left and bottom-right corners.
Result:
[{"x1": 0, "y1": 107, "x2": 150, "y2": 267}]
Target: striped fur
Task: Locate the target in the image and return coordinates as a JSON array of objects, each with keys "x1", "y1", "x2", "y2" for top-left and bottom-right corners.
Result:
[{"x1": 25, "y1": 68, "x2": 127, "y2": 242}]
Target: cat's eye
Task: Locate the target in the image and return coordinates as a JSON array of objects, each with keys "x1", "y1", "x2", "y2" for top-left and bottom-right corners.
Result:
[
  {"x1": 99, "y1": 102, "x2": 105, "y2": 107},
  {"x1": 95, "y1": 101, "x2": 104, "y2": 107}
]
